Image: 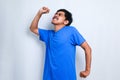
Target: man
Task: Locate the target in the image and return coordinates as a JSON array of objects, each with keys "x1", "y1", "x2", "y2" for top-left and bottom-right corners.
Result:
[{"x1": 30, "y1": 7, "x2": 92, "y2": 80}]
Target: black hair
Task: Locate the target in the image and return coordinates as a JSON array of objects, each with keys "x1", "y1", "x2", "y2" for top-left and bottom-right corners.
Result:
[{"x1": 57, "y1": 9, "x2": 73, "y2": 26}]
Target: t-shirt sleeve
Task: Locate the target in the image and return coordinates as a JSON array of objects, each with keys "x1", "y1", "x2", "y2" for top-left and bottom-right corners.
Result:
[
  {"x1": 71, "y1": 27, "x2": 86, "y2": 46},
  {"x1": 38, "y1": 28, "x2": 49, "y2": 42}
]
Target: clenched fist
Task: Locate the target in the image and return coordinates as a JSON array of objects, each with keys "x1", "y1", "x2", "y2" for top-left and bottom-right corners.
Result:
[
  {"x1": 39, "y1": 7, "x2": 50, "y2": 14},
  {"x1": 80, "y1": 70, "x2": 90, "y2": 78}
]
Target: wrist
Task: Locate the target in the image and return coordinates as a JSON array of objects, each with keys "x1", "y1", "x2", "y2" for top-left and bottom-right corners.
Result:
[
  {"x1": 38, "y1": 11, "x2": 44, "y2": 15},
  {"x1": 85, "y1": 68, "x2": 90, "y2": 72}
]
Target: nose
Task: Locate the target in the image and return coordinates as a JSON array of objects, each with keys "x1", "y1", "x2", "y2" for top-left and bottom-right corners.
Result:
[
  {"x1": 54, "y1": 13, "x2": 59, "y2": 17},
  {"x1": 54, "y1": 14, "x2": 58, "y2": 17}
]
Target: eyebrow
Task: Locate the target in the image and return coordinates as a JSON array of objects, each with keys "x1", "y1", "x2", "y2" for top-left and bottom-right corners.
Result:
[{"x1": 55, "y1": 12, "x2": 64, "y2": 15}]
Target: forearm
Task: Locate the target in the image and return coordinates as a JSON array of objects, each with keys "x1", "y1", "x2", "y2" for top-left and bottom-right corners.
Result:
[
  {"x1": 30, "y1": 11, "x2": 43, "y2": 31},
  {"x1": 80, "y1": 42, "x2": 92, "y2": 78},
  {"x1": 30, "y1": 7, "x2": 49, "y2": 35},
  {"x1": 85, "y1": 47, "x2": 92, "y2": 72}
]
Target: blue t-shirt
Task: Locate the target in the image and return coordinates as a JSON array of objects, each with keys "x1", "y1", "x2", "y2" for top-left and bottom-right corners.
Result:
[{"x1": 38, "y1": 26, "x2": 85, "y2": 80}]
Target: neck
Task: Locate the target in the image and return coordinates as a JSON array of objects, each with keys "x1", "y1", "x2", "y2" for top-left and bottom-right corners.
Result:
[{"x1": 54, "y1": 24, "x2": 65, "y2": 32}]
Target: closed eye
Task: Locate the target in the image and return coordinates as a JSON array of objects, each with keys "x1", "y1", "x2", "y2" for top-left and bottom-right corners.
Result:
[{"x1": 55, "y1": 12, "x2": 64, "y2": 16}]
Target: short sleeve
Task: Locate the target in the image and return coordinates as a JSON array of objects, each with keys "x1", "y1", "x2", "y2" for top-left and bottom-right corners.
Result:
[
  {"x1": 38, "y1": 28, "x2": 49, "y2": 42},
  {"x1": 71, "y1": 27, "x2": 86, "y2": 46}
]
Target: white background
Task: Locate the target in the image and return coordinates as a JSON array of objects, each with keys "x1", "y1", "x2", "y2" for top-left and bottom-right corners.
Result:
[{"x1": 0, "y1": 0, "x2": 120, "y2": 80}]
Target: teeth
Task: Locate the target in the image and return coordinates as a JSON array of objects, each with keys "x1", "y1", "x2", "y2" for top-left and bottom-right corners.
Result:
[
  {"x1": 54, "y1": 18, "x2": 57, "y2": 20},
  {"x1": 53, "y1": 17, "x2": 58, "y2": 20},
  {"x1": 53, "y1": 16, "x2": 58, "y2": 20}
]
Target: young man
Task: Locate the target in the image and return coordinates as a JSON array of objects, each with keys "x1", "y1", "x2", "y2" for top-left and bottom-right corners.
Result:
[{"x1": 30, "y1": 7, "x2": 92, "y2": 80}]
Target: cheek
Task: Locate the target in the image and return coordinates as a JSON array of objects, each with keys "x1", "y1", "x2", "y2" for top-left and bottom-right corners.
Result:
[{"x1": 59, "y1": 17, "x2": 65, "y2": 22}]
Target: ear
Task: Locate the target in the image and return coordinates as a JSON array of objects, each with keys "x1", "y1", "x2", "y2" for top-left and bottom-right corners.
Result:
[{"x1": 64, "y1": 20, "x2": 69, "y2": 25}]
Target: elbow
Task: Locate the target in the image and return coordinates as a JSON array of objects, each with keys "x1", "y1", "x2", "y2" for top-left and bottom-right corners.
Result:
[
  {"x1": 81, "y1": 42, "x2": 92, "y2": 54},
  {"x1": 84, "y1": 45, "x2": 92, "y2": 55},
  {"x1": 87, "y1": 47, "x2": 92, "y2": 58},
  {"x1": 29, "y1": 25, "x2": 38, "y2": 35},
  {"x1": 29, "y1": 25, "x2": 35, "y2": 32},
  {"x1": 87, "y1": 46, "x2": 92, "y2": 55},
  {"x1": 30, "y1": 25, "x2": 33, "y2": 32}
]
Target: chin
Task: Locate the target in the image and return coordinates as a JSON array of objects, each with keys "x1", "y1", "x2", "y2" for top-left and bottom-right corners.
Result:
[
  {"x1": 51, "y1": 21, "x2": 57, "y2": 25},
  {"x1": 51, "y1": 21, "x2": 54, "y2": 24}
]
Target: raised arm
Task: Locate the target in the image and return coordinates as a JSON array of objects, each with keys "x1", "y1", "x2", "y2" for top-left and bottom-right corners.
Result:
[
  {"x1": 30, "y1": 7, "x2": 50, "y2": 35},
  {"x1": 80, "y1": 41, "x2": 92, "y2": 78}
]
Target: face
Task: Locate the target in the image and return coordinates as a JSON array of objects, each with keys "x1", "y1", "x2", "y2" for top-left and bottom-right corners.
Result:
[{"x1": 52, "y1": 11, "x2": 68, "y2": 25}]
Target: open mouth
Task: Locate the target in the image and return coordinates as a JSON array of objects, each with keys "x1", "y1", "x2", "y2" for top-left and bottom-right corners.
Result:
[{"x1": 52, "y1": 16, "x2": 58, "y2": 20}]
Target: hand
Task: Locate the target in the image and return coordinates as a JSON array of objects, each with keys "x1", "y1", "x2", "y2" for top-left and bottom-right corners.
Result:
[
  {"x1": 39, "y1": 7, "x2": 50, "y2": 14},
  {"x1": 80, "y1": 70, "x2": 90, "y2": 78}
]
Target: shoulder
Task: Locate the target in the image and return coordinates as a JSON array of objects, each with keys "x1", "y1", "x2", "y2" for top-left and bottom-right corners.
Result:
[
  {"x1": 38, "y1": 28, "x2": 54, "y2": 36},
  {"x1": 65, "y1": 26, "x2": 78, "y2": 31},
  {"x1": 38, "y1": 28, "x2": 54, "y2": 32},
  {"x1": 65, "y1": 26, "x2": 79, "y2": 34}
]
